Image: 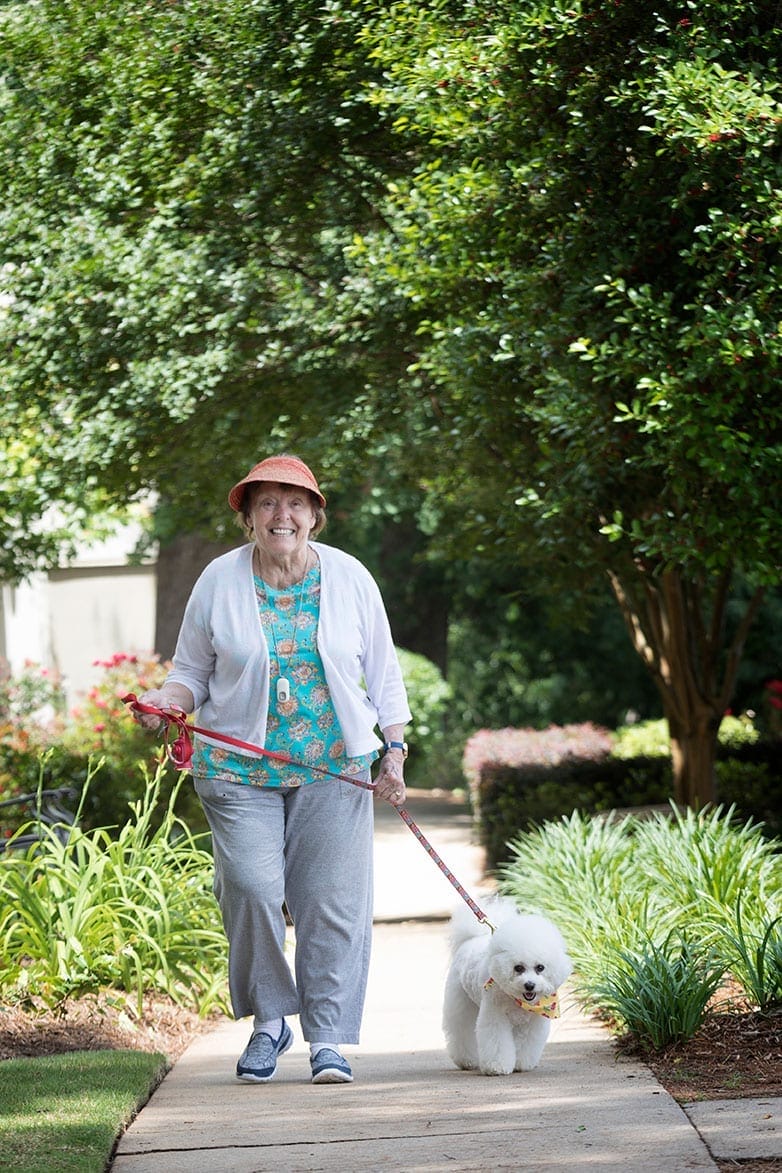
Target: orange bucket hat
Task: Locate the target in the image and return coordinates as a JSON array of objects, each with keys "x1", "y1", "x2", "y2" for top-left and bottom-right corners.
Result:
[{"x1": 228, "y1": 455, "x2": 327, "y2": 512}]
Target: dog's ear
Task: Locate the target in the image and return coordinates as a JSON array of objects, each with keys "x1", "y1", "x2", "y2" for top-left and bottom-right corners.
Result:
[{"x1": 553, "y1": 953, "x2": 574, "y2": 988}]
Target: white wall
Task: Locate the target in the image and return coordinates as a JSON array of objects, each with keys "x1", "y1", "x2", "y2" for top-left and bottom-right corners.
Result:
[
  {"x1": 46, "y1": 565, "x2": 156, "y2": 702},
  {"x1": 0, "y1": 522, "x2": 157, "y2": 706}
]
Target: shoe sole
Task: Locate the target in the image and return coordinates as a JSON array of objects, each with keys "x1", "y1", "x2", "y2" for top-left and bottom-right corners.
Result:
[
  {"x1": 236, "y1": 1027, "x2": 293, "y2": 1083},
  {"x1": 311, "y1": 1067, "x2": 353, "y2": 1084}
]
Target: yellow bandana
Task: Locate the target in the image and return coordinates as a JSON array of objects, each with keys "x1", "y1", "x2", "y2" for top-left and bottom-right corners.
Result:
[{"x1": 483, "y1": 977, "x2": 560, "y2": 1019}]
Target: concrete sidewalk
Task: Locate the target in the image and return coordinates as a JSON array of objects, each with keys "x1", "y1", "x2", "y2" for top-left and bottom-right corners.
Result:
[{"x1": 113, "y1": 791, "x2": 781, "y2": 1171}]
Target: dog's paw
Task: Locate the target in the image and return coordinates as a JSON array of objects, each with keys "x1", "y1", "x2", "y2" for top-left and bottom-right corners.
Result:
[
  {"x1": 451, "y1": 1055, "x2": 478, "y2": 1071},
  {"x1": 479, "y1": 1062, "x2": 513, "y2": 1076}
]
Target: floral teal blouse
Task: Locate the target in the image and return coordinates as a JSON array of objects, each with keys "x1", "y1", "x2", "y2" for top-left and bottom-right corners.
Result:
[{"x1": 192, "y1": 563, "x2": 377, "y2": 787}]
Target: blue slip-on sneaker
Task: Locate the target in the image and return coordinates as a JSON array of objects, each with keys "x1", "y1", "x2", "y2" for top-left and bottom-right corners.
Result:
[
  {"x1": 310, "y1": 1047, "x2": 353, "y2": 1084},
  {"x1": 236, "y1": 1019, "x2": 293, "y2": 1083}
]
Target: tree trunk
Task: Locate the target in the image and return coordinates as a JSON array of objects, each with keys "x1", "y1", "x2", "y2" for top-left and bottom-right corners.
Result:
[
  {"x1": 155, "y1": 534, "x2": 238, "y2": 660},
  {"x1": 664, "y1": 704, "x2": 720, "y2": 808},
  {"x1": 608, "y1": 565, "x2": 764, "y2": 808}
]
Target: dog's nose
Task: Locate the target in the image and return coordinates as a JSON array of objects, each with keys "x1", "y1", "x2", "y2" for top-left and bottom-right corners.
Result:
[{"x1": 524, "y1": 981, "x2": 536, "y2": 992}]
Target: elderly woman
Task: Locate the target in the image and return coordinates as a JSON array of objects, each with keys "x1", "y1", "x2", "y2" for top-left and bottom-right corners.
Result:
[{"x1": 136, "y1": 454, "x2": 411, "y2": 1085}]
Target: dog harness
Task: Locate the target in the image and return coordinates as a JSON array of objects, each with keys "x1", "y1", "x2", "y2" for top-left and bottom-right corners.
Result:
[{"x1": 483, "y1": 978, "x2": 560, "y2": 1019}]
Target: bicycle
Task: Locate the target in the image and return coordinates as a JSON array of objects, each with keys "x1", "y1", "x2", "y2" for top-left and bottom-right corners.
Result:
[{"x1": 0, "y1": 786, "x2": 78, "y2": 854}]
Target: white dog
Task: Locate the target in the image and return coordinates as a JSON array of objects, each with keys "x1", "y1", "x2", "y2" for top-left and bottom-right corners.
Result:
[{"x1": 443, "y1": 896, "x2": 573, "y2": 1076}]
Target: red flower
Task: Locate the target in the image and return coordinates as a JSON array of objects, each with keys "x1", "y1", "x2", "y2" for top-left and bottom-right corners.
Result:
[{"x1": 765, "y1": 679, "x2": 782, "y2": 695}]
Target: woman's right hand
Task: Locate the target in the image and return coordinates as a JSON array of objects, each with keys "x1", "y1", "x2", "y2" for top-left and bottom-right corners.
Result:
[{"x1": 133, "y1": 687, "x2": 192, "y2": 732}]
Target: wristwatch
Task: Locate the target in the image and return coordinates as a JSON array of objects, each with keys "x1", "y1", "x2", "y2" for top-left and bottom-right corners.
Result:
[{"x1": 382, "y1": 740, "x2": 409, "y2": 759}]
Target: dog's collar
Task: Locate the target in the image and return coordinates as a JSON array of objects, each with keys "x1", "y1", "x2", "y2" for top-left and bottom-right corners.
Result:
[{"x1": 483, "y1": 977, "x2": 560, "y2": 1019}]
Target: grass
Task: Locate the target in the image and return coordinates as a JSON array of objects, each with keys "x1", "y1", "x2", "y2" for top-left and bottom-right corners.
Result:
[
  {"x1": 0, "y1": 761, "x2": 229, "y2": 1169},
  {"x1": 0, "y1": 1049, "x2": 166, "y2": 1172}
]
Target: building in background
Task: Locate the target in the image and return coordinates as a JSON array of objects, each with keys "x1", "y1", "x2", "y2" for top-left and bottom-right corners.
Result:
[{"x1": 0, "y1": 523, "x2": 156, "y2": 706}]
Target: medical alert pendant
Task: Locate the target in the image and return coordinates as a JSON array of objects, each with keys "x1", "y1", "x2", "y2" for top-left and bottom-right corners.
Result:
[{"x1": 276, "y1": 677, "x2": 291, "y2": 703}]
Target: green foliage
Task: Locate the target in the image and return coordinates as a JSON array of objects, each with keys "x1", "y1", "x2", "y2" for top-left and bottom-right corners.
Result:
[
  {"x1": 1, "y1": 0, "x2": 780, "y2": 812},
  {"x1": 357, "y1": 0, "x2": 782, "y2": 581},
  {"x1": 612, "y1": 719, "x2": 672, "y2": 760},
  {"x1": 395, "y1": 647, "x2": 452, "y2": 787},
  {"x1": 0, "y1": 655, "x2": 205, "y2": 834},
  {"x1": 0, "y1": 0, "x2": 408, "y2": 579},
  {"x1": 724, "y1": 907, "x2": 782, "y2": 1014},
  {"x1": 499, "y1": 806, "x2": 782, "y2": 1047},
  {"x1": 466, "y1": 703, "x2": 781, "y2": 858},
  {"x1": 475, "y1": 755, "x2": 671, "y2": 867},
  {"x1": 0, "y1": 1050, "x2": 167, "y2": 1173},
  {"x1": 587, "y1": 934, "x2": 725, "y2": 1051},
  {"x1": 0, "y1": 766, "x2": 228, "y2": 1015},
  {"x1": 613, "y1": 714, "x2": 760, "y2": 759},
  {"x1": 447, "y1": 581, "x2": 662, "y2": 734}
]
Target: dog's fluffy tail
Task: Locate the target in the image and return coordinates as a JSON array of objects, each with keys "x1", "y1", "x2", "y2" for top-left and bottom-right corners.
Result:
[{"x1": 448, "y1": 893, "x2": 518, "y2": 950}]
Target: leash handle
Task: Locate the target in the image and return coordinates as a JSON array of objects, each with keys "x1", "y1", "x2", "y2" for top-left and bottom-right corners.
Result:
[{"x1": 121, "y1": 693, "x2": 494, "y2": 929}]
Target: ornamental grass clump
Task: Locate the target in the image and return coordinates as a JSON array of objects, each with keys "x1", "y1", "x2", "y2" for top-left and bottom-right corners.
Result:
[
  {"x1": 498, "y1": 810, "x2": 647, "y2": 978},
  {"x1": 721, "y1": 898, "x2": 782, "y2": 1013},
  {"x1": 629, "y1": 803, "x2": 779, "y2": 909},
  {"x1": 0, "y1": 761, "x2": 228, "y2": 1016},
  {"x1": 586, "y1": 933, "x2": 726, "y2": 1052},
  {"x1": 499, "y1": 803, "x2": 782, "y2": 1047}
]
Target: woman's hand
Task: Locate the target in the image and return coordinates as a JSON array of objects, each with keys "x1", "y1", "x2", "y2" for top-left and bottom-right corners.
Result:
[
  {"x1": 374, "y1": 748, "x2": 406, "y2": 806},
  {"x1": 133, "y1": 686, "x2": 194, "y2": 732}
]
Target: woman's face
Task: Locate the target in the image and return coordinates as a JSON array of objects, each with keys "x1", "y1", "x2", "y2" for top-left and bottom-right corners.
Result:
[{"x1": 248, "y1": 481, "x2": 317, "y2": 562}]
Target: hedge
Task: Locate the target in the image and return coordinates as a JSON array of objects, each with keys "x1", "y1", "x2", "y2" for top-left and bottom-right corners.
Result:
[{"x1": 465, "y1": 726, "x2": 782, "y2": 870}]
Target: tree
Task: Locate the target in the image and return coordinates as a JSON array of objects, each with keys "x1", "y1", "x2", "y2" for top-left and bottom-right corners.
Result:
[
  {"x1": 2, "y1": 0, "x2": 780, "y2": 809},
  {"x1": 352, "y1": 0, "x2": 782, "y2": 804},
  {"x1": 0, "y1": 0, "x2": 413, "y2": 579}
]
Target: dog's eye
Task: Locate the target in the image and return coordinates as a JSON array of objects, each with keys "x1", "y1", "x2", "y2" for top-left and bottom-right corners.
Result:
[
  {"x1": 513, "y1": 964, "x2": 526, "y2": 974},
  {"x1": 534, "y1": 964, "x2": 545, "y2": 974}
]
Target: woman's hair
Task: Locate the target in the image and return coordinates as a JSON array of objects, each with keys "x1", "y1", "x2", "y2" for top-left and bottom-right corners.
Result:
[{"x1": 237, "y1": 482, "x2": 327, "y2": 539}]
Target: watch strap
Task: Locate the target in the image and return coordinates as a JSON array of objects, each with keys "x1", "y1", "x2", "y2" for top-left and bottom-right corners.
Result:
[{"x1": 383, "y1": 740, "x2": 408, "y2": 758}]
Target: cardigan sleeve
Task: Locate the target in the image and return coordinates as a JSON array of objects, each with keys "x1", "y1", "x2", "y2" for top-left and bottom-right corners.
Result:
[
  {"x1": 358, "y1": 567, "x2": 412, "y2": 731},
  {"x1": 165, "y1": 568, "x2": 218, "y2": 711}
]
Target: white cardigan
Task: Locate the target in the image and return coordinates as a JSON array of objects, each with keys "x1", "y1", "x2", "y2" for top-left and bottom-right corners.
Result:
[{"x1": 166, "y1": 541, "x2": 411, "y2": 759}]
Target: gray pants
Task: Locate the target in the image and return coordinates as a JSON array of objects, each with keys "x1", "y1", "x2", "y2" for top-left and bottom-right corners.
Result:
[{"x1": 194, "y1": 774, "x2": 374, "y2": 1045}]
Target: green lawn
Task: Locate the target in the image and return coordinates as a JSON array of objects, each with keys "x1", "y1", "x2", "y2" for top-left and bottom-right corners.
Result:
[{"x1": 0, "y1": 1050, "x2": 167, "y2": 1172}]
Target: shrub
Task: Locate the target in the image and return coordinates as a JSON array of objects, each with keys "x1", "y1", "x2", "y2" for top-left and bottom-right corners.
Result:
[
  {"x1": 0, "y1": 764, "x2": 227, "y2": 1015},
  {"x1": 611, "y1": 719, "x2": 670, "y2": 760},
  {"x1": 499, "y1": 806, "x2": 781, "y2": 1046},
  {"x1": 468, "y1": 716, "x2": 782, "y2": 869},
  {"x1": 0, "y1": 659, "x2": 67, "y2": 755},
  {"x1": 587, "y1": 934, "x2": 725, "y2": 1051},
  {"x1": 464, "y1": 723, "x2": 613, "y2": 797},
  {"x1": 0, "y1": 654, "x2": 206, "y2": 836},
  {"x1": 396, "y1": 647, "x2": 453, "y2": 787},
  {"x1": 62, "y1": 652, "x2": 171, "y2": 773},
  {"x1": 612, "y1": 714, "x2": 759, "y2": 759},
  {"x1": 463, "y1": 723, "x2": 668, "y2": 867}
]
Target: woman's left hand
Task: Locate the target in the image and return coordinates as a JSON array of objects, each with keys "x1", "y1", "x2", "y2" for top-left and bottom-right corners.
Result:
[{"x1": 374, "y1": 750, "x2": 407, "y2": 806}]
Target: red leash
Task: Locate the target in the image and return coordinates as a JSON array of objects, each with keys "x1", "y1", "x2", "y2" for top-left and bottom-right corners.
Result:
[{"x1": 122, "y1": 694, "x2": 493, "y2": 929}]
